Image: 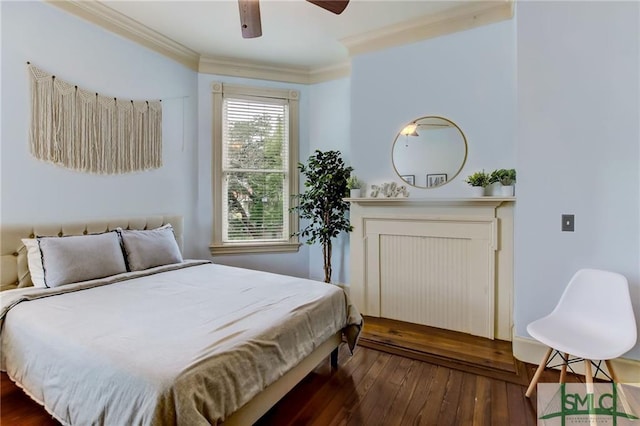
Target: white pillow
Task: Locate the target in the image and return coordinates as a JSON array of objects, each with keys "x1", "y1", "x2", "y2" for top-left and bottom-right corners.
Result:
[
  {"x1": 118, "y1": 224, "x2": 183, "y2": 271},
  {"x1": 21, "y1": 238, "x2": 46, "y2": 288},
  {"x1": 37, "y1": 231, "x2": 127, "y2": 288}
]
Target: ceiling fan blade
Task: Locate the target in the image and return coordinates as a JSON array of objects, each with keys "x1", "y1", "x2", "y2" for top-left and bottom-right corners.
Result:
[
  {"x1": 306, "y1": 0, "x2": 349, "y2": 15},
  {"x1": 238, "y1": 0, "x2": 262, "y2": 39}
]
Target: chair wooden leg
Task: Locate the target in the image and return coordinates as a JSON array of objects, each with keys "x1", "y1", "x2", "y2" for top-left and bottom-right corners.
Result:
[
  {"x1": 559, "y1": 352, "x2": 570, "y2": 384},
  {"x1": 605, "y1": 359, "x2": 633, "y2": 417},
  {"x1": 584, "y1": 360, "x2": 597, "y2": 426},
  {"x1": 604, "y1": 359, "x2": 619, "y2": 383},
  {"x1": 584, "y1": 359, "x2": 594, "y2": 389},
  {"x1": 526, "y1": 347, "x2": 553, "y2": 398}
]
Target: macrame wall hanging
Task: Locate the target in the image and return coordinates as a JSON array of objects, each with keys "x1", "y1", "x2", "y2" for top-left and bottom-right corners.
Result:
[{"x1": 28, "y1": 63, "x2": 162, "y2": 174}]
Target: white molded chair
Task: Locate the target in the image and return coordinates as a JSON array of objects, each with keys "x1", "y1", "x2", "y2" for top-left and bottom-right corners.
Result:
[{"x1": 525, "y1": 268, "x2": 637, "y2": 398}]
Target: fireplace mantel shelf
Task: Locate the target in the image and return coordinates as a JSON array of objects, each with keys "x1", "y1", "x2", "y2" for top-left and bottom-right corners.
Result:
[{"x1": 345, "y1": 197, "x2": 515, "y2": 208}]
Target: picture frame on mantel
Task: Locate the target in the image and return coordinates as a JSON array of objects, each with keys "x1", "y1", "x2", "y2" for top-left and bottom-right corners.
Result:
[
  {"x1": 401, "y1": 175, "x2": 415, "y2": 185},
  {"x1": 426, "y1": 173, "x2": 447, "y2": 188}
]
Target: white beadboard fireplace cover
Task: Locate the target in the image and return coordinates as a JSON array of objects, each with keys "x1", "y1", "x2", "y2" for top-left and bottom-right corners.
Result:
[{"x1": 347, "y1": 197, "x2": 515, "y2": 340}]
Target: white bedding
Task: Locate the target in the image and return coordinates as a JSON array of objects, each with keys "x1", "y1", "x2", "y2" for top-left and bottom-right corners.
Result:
[{"x1": 0, "y1": 261, "x2": 362, "y2": 425}]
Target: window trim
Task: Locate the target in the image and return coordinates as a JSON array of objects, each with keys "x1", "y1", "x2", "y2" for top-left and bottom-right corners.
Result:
[{"x1": 210, "y1": 82, "x2": 300, "y2": 255}]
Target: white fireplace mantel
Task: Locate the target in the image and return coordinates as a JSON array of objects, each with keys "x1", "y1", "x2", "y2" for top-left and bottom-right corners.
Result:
[
  {"x1": 348, "y1": 196, "x2": 515, "y2": 340},
  {"x1": 345, "y1": 196, "x2": 515, "y2": 206}
]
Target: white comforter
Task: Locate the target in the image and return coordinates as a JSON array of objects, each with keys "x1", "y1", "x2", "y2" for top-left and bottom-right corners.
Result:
[{"x1": 0, "y1": 261, "x2": 362, "y2": 425}]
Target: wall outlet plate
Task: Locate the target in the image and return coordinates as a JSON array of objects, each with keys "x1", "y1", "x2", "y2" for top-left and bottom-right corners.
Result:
[{"x1": 562, "y1": 214, "x2": 575, "y2": 232}]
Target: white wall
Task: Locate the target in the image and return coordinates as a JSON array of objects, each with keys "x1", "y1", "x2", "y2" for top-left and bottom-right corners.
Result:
[
  {"x1": 307, "y1": 77, "x2": 351, "y2": 283},
  {"x1": 516, "y1": 1, "x2": 640, "y2": 359},
  {"x1": 0, "y1": 1, "x2": 200, "y2": 256},
  {"x1": 350, "y1": 20, "x2": 517, "y2": 197},
  {"x1": 195, "y1": 73, "x2": 311, "y2": 278}
]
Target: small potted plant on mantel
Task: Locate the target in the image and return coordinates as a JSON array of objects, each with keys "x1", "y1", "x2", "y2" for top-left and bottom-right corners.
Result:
[
  {"x1": 347, "y1": 175, "x2": 363, "y2": 198},
  {"x1": 465, "y1": 170, "x2": 490, "y2": 196},
  {"x1": 489, "y1": 169, "x2": 516, "y2": 196}
]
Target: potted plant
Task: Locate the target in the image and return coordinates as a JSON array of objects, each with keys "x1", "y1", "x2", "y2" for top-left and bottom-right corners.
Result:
[
  {"x1": 347, "y1": 175, "x2": 363, "y2": 198},
  {"x1": 465, "y1": 170, "x2": 490, "y2": 196},
  {"x1": 291, "y1": 150, "x2": 353, "y2": 283},
  {"x1": 489, "y1": 168, "x2": 516, "y2": 196}
]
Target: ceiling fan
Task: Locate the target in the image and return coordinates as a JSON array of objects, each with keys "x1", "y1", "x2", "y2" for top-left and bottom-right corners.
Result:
[{"x1": 238, "y1": 0, "x2": 350, "y2": 38}]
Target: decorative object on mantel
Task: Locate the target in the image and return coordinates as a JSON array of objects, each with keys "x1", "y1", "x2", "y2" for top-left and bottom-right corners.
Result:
[
  {"x1": 426, "y1": 173, "x2": 447, "y2": 188},
  {"x1": 346, "y1": 175, "x2": 363, "y2": 198},
  {"x1": 489, "y1": 168, "x2": 516, "y2": 196},
  {"x1": 464, "y1": 170, "x2": 490, "y2": 196},
  {"x1": 400, "y1": 175, "x2": 415, "y2": 186},
  {"x1": 291, "y1": 150, "x2": 353, "y2": 283},
  {"x1": 27, "y1": 63, "x2": 162, "y2": 174},
  {"x1": 370, "y1": 182, "x2": 409, "y2": 198}
]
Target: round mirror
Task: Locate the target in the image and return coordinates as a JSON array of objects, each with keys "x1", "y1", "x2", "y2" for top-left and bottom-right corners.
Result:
[{"x1": 392, "y1": 116, "x2": 467, "y2": 189}]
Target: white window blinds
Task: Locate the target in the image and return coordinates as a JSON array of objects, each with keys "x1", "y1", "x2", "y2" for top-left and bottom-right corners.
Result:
[{"x1": 222, "y1": 95, "x2": 290, "y2": 242}]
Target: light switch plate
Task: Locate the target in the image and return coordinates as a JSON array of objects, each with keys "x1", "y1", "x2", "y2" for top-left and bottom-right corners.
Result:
[{"x1": 562, "y1": 214, "x2": 575, "y2": 232}]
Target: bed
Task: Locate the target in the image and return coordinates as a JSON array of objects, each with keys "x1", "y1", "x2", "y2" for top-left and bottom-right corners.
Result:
[{"x1": 0, "y1": 215, "x2": 362, "y2": 425}]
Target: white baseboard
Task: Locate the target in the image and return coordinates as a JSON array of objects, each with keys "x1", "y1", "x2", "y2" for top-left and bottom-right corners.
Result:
[{"x1": 513, "y1": 335, "x2": 640, "y2": 384}]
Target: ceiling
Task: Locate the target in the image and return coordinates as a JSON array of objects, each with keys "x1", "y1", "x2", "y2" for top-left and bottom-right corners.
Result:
[{"x1": 50, "y1": 0, "x2": 513, "y2": 82}]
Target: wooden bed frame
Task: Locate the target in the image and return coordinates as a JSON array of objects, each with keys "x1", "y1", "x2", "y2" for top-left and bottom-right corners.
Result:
[{"x1": 0, "y1": 215, "x2": 341, "y2": 425}]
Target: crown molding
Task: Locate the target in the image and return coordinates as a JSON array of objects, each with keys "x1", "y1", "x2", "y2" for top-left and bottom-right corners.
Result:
[
  {"x1": 199, "y1": 56, "x2": 350, "y2": 84},
  {"x1": 47, "y1": 0, "x2": 513, "y2": 84},
  {"x1": 47, "y1": 0, "x2": 348, "y2": 84},
  {"x1": 199, "y1": 56, "x2": 311, "y2": 85},
  {"x1": 46, "y1": 0, "x2": 200, "y2": 71},
  {"x1": 308, "y1": 61, "x2": 351, "y2": 84},
  {"x1": 342, "y1": 1, "x2": 514, "y2": 57}
]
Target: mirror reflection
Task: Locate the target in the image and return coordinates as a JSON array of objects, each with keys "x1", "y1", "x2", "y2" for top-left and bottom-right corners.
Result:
[{"x1": 392, "y1": 116, "x2": 467, "y2": 189}]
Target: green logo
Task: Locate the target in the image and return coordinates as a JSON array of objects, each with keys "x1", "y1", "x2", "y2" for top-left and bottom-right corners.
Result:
[{"x1": 538, "y1": 383, "x2": 640, "y2": 425}]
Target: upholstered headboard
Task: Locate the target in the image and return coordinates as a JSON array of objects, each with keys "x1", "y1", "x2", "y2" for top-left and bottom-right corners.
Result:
[{"x1": 0, "y1": 215, "x2": 183, "y2": 292}]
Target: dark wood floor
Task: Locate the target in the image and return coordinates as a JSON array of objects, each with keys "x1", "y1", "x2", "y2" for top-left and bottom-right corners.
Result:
[{"x1": 1, "y1": 318, "x2": 575, "y2": 425}]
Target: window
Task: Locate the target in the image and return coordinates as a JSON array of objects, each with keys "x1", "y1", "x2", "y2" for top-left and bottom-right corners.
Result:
[{"x1": 210, "y1": 82, "x2": 300, "y2": 255}]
